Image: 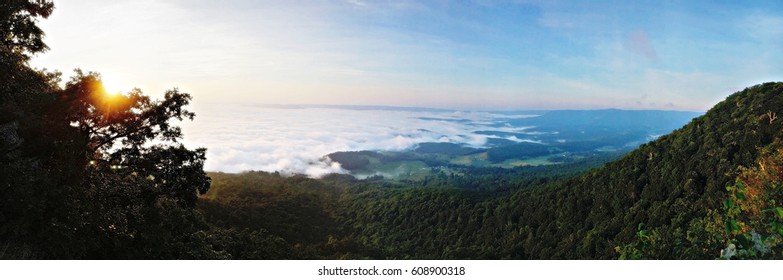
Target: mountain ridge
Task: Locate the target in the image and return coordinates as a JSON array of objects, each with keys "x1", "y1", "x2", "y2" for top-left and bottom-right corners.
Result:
[{"x1": 511, "y1": 82, "x2": 783, "y2": 258}]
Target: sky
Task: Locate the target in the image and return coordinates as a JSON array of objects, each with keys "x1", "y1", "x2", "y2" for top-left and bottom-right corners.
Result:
[{"x1": 30, "y1": 0, "x2": 783, "y2": 111}]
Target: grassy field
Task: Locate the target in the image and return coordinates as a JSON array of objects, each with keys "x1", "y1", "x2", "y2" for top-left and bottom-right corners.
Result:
[{"x1": 449, "y1": 151, "x2": 563, "y2": 168}]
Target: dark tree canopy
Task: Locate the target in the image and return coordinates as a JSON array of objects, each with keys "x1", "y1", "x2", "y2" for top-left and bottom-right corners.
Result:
[
  {"x1": 0, "y1": 0, "x2": 57, "y2": 122},
  {"x1": 55, "y1": 70, "x2": 211, "y2": 206},
  {"x1": 0, "y1": 0, "x2": 54, "y2": 56},
  {"x1": 1, "y1": 1, "x2": 214, "y2": 259}
]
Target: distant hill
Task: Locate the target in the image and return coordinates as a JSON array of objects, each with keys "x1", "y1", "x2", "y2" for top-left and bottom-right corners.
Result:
[
  {"x1": 325, "y1": 151, "x2": 383, "y2": 171},
  {"x1": 504, "y1": 109, "x2": 701, "y2": 130}
]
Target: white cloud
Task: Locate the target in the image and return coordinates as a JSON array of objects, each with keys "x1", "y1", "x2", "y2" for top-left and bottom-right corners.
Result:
[{"x1": 505, "y1": 136, "x2": 543, "y2": 144}]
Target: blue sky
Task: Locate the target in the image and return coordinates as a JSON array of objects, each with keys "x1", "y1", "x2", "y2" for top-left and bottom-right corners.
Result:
[{"x1": 31, "y1": 0, "x2": 783, "y2": 110}]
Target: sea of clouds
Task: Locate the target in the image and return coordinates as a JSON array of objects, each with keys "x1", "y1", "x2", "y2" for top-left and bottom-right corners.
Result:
[{"x1": 180, "y1": 104, "x2": 536, "y2": 177}]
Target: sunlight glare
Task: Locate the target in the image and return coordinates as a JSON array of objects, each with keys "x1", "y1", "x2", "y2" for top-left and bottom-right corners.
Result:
[{"x1": 100, "y1": 75, "x2": 130, "y2": 96}]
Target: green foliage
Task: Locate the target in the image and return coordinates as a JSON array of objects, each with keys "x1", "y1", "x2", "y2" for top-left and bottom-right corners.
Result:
[
  {"x1": 719, "y1": 144, "x2": 783, "y2": 259},
  {"x1": 720, "y1": 181, "x2": 769, "y2": 259},
  {"x1": 723, "y1": 182, "x2": 744, "y2": 236},
  {"x1": 616, "y1": 223, "x2": 657, "y2": 260},
  {"x1": 197, "y1": 172, "x2": 365, "y2": 259}
]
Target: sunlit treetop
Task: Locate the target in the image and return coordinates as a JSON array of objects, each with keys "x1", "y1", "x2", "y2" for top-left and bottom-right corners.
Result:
[{"x1": 59, "y1": 69, "x2": 195, "y2": 153}]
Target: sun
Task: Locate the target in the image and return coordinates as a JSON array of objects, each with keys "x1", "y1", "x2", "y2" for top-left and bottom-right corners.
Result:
[{"x1": 100, "y1": 75, "x2": 130, "y2": 96}]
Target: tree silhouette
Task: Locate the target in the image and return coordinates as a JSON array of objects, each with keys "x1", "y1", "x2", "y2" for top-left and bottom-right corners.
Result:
[
  {"x1": 1, "y1": 1, "x2": 214, "y2": 259},
  {"x1": 0, "y1": 0, "x2": 54, "y2": 56},
  {"x1": 56, "y1": 70, "x2": 210, "y2": 207}
]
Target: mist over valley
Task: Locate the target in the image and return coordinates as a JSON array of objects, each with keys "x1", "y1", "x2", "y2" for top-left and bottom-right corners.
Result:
[{"x1": 182, "y1": 104, "x2": 700, "y2": 178}]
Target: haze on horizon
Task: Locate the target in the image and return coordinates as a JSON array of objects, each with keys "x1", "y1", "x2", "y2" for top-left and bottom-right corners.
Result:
[{"x1": 30, "y1": 0, "x2": 783, "y2": 111}]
